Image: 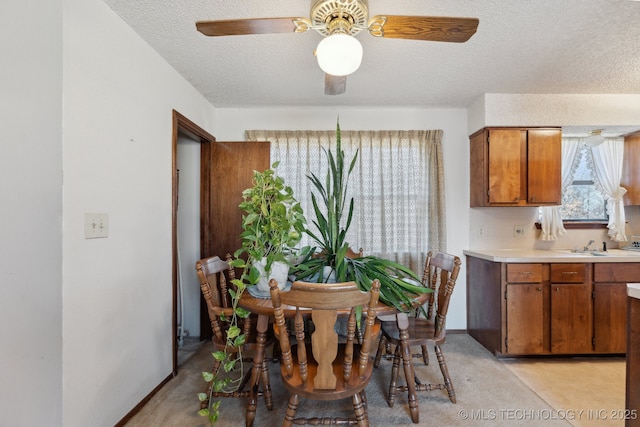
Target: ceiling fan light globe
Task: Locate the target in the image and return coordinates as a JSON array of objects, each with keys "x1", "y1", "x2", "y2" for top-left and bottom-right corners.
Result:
[{"x1": 316, "y1": 34, "x2": 363, "y2": 77}]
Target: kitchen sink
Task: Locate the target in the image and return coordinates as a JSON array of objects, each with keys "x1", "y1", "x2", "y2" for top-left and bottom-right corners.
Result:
[
  {"x1": 552, "y1": 248, "x2": 640, "y2": 257},
  {"x1": 553, "y1": 249, "x2": 609, "y2": 256}
]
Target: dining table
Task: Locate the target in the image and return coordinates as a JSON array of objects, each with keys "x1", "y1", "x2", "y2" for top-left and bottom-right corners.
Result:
[{"x1": 237, "y1": 287, "x2": 430, "y2": 426}]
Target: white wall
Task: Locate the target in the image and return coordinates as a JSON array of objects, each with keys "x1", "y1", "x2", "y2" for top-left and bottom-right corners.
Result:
[
  {"x1": 0, "y1": 0, "x2": 63, "y2": 425},
  {"x1": 177, "y1": 135, "x2": 201, "y2": 339},
  {"x1": 213, "y1": 107, "x2": 471, "y2": 329},
  {"x1": 62, "y1": 0, "x2": 215, "y2": 425}
]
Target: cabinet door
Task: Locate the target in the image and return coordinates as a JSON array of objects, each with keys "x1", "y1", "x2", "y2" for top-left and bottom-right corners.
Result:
[
  {"x1": 527, "y1": 129, "x2": 561, "y2": 204},
  {"x1": 594, "y1": 282, "x2": 627, "y2": 353},
  {"x1": 488, "y1": 129, "x2": 523, "y2": 204},
  {"x1": 550, "y1": 284, "x2": 592, "y2": 353},
  {"x1": 622, "y1": 133, "x2": 640, "y2": 205},
  {"x1": 506, "y1": 283, "x2": 545, "y2": 354}
]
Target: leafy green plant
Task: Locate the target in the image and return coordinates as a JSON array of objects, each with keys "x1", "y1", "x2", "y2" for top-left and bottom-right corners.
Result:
[
  {"x1": 198, "y1": 163, "x2": 305, "y2": 423},
  {"x1": 291, "y1": 121, "x2": 430, "y2": 311},
  {"x1": 196, "y1": 259, "x2": 251, "y2": 423},
  {"x1": 235, "y1": 162, "x2": 306, "y2": 277}
]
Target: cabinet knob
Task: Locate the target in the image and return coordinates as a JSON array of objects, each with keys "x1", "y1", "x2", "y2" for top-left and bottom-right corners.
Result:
[
  {"x1": 537, "y1": 287, "x2": 542, "y2": 292},
  {"x1": 555, "y1": 287, "x2": 560, "y2": 292},
  {"x1": 530, "y1": 195, "x2": 536, "y2": 202}
]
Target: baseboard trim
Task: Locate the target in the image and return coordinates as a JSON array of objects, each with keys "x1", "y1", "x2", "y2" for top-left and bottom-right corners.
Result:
[{"x1": 114, "y1": 373, "x2": 174, "y2": 426}]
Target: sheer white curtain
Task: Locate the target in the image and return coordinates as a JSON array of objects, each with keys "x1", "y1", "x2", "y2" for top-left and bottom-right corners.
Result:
[
  {"x1": 245, "y1": 129, "x2": 446, "y2": 272},
  {"x1": 539, "y1": 138, "x2": 581, "y2": 240},
  {"x1": 591, "y1": 138, "x2": 627, "y2": 242}
]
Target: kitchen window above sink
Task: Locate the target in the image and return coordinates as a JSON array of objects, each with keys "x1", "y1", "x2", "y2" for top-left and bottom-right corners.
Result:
[
  {"x1": 537, "y1": 140, "x2": 609, "y2": 231},
  {"x1": 558, "y1": 144, "x2": 607, "y2": 222}
]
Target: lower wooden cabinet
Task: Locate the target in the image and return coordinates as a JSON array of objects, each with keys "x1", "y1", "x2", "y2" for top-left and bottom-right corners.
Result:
[
  {"x1": 593, "y1": 263, "x2": 639, "y2": 353},
  {"x1": 550, "y1": 264, "x2": 592, "y2": 354},
  {"x1": 506, "y1": 282, "x2": 546, "y2": 354},
  {"x1": 467, "y1": 257, "x2": 639, "y2": 356},
  {"x1": 550, "y1": 283, "x2": 592, "y2": 353},
  {"x1": 594, "y1": 282, "x2": 627, "y2": 353}
]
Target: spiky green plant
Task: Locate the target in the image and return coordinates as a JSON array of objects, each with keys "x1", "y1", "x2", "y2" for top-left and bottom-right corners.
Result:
[{"x1": 291, "y1": 120, "x2": 429, "y2": 311}]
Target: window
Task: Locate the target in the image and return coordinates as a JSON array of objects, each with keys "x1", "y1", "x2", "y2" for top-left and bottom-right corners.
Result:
[
  {"x1": 244, "y1": 128, "x2": 446, "y2": 272},
  {"x1": 559, "y1": 144, "x2": 608, "y2": 222},
  {"x1": 539, "y1": 137, "x2": 626, "y2": 239}
]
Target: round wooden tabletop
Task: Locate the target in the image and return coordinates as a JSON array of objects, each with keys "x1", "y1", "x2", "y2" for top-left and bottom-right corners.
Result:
[{"x1": 238, "y1": 287, "x2": 429, "y2": 317}]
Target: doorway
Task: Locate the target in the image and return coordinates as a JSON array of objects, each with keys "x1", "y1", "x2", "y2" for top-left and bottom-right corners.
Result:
[
  {"x1": 171, "y1": 110, "x2": 215, "y2": 374},
  {"x1": 171, "y1": 110, "x2": 270, "y2": 374},
  {"x1": 176, "y1": 130, "x2": 203, "y2": 366}
]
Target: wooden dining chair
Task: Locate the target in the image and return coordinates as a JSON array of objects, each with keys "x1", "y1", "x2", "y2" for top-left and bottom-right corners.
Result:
[
  {"x1": 269, "y1": 279, "x2": 381, "y2": 427},
  {"x1": 373, "y1": 251, "x2": 461, "y2": 423},
  {"x1": 195, "y1": 254, "x2": 274, "y2": 413}
]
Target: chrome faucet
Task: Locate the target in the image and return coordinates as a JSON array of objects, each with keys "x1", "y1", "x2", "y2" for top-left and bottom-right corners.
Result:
[{"x1": 583, "y1": 240, "x2": 595, "y2": 251}]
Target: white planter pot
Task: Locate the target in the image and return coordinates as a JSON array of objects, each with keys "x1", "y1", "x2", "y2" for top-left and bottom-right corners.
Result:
[
  {"x1": 255, "y1": 258, "x2": 290, "y2": 293},
  {"x1": 322, "y1": 266, "x2": 337, "y2": 283}
]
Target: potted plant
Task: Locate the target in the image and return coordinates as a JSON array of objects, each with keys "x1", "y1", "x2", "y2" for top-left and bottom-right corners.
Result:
[
  {"x1": 291, "y1": 121, "x2": 430, "y2": 311},
  {"x1": 235, "y1": 162, "x2": 306, "y2": 295},
  {"x1": 198, "y1": 163, "x2": 305, "y2": 423}
]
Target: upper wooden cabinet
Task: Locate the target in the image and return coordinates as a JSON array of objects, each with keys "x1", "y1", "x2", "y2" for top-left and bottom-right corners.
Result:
[
  {"x1": 622, "y1": 132, "x2": 640, "y2": 205},
  {"x1": 470, "y1": 127, "x2": 562, "y2": 207}
]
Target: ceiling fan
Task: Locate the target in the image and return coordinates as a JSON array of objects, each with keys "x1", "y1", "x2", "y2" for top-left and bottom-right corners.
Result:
[{"x1": 196, "y1": 0, "x2": 479, "y2": 95}]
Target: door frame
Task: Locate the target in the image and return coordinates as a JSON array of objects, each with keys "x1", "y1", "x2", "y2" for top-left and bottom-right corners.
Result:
[{"x1": 171, "y1": 110, "x2": 215, "y2": 374}]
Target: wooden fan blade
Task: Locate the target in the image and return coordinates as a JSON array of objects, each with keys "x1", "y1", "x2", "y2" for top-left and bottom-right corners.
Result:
[
  {"x1": 196, "y1": 18, "x2": 301, "y2": 36},
  {"x1": 370, "y1": 15, "x2": 479, "y2": 43},
  {"x1": 325, "y1": 74, "x2": 346, "y2": 96}
]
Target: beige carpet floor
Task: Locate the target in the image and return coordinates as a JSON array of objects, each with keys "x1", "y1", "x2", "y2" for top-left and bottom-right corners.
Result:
[{"x1": 123, "y1": 333, "x2": 621, "y2": 427}]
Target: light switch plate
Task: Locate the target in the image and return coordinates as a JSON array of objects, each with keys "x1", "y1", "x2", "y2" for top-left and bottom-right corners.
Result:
[{"x1": 85, "y1": 213, "x2": 108, "y2": 239}]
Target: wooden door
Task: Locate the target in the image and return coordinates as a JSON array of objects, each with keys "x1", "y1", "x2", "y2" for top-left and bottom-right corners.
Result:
[
  {"x1": 550, "y1": 283, "x2": 592, "y2": 353},
  {"x1": 622, "y1": 132, "x2": 640, "y2": 205},
  {"x1": 506, "y1": 283, "x2": 546, "y2": 354},
  {"x1": 488, "y1": 129, "x2": 522, "y2": 204},
  {"x1": 594, "y1": 282, "x2": 627, "y2": 353},
  {"x1": 527, "y1": 129, "x2": 561, "y2": 204},
  {"x1": 200, "y1": 140, "x2": 270, "y2": 338}
]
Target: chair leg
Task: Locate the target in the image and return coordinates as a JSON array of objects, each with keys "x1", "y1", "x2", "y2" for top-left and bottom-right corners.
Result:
[
  {"x1": 374, "y1": 335, "x2": 387, "y2": 368},
  {"x1": 387, "y1": 345, "x2": 401, "y2": 407},
  {"x1": 360, "y1": 390, "x2": 368, "y2": 422},
  {"x1": 398, "y1": 341, "x2": 420, "y2": 424},
  {"x1": 352, "y1": 391, "x2": 369, "y2": 427},
  {"x1": 283, "y1": 394, "x2": 299, "y2": 427},
  {"x1": 261, "y1": 359, "x2": 273, "y2": 410},
  {"x1": 420, "y1": 344, "x2": 429, "y2": 365},
  {"x1": 246, "y1": 314, "x2": 269, "y2": 427},
  {"x1": 435, "y1": 344, "x2": 456, "y2": 403},
  {"x1": 399, "y1": 339, "x2": 419, "y2": 424}
]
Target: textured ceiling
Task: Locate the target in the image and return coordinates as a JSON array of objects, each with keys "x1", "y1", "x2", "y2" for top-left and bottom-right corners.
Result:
[{"x1": 102, "y1": 0, "x2": 640, "y2": 113}]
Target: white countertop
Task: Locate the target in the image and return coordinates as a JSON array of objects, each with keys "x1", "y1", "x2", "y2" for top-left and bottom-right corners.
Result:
[
  {"x1": 629, "y1": 283, "x2": 640, "y2": 300},
  {"x1": 463, "y1": 248, "x2": 640, "y2": 263}
]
